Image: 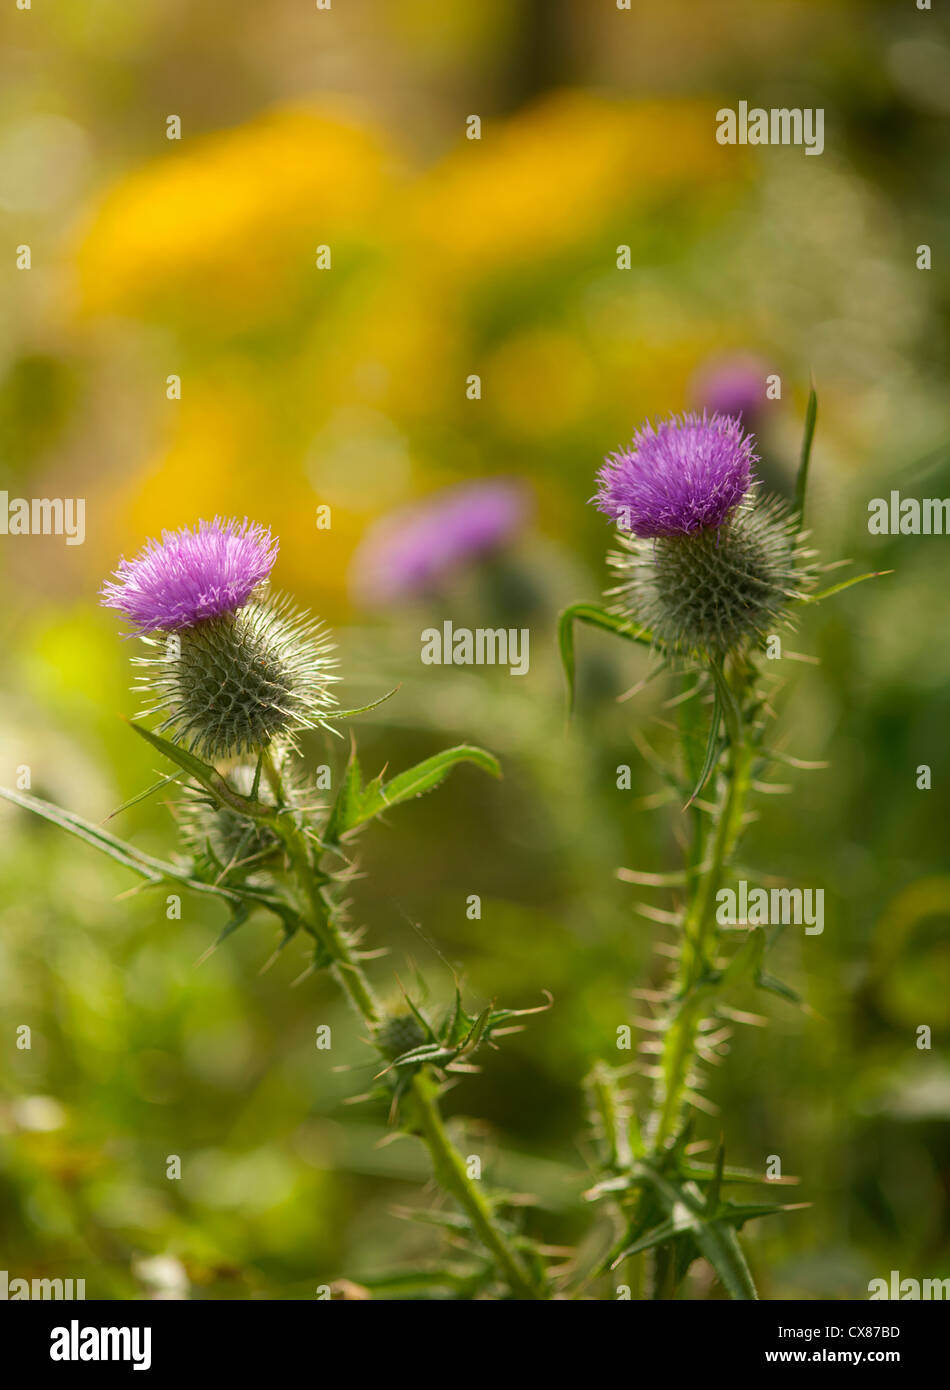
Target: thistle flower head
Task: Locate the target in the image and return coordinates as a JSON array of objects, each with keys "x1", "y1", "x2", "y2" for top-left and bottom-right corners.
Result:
[
  {"x1": 593, "y1": 414, "x2": 814, "y2": 657},
  {"x1": 351, "y1": 479, "x2": 528, "y2": 606},
  {"x1": 99, "y1": 516, "x2": 277, "y2": 632},
  {"x1": 594, "y1": 413, "x2": 756, "y2": 538},
  {"x1": 102, "y1": 519, "x2": 338, "y2": 761}
]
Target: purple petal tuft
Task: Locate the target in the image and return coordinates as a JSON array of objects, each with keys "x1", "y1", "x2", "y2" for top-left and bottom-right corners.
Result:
[
  {"x1": 100, "y1": 517, "x2": 278, "y2": 631},
  {"x1": 594, "y1": 412, "x2": 757, "y2": 538}
]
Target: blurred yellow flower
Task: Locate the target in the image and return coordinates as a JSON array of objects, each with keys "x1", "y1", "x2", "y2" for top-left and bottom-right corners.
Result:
[
  {"x1": 413, "y1": 90, "x2": 744, "y2": 275},
  {"x1": 78, "y1": 106, "x2": 398, "y2": 328}
]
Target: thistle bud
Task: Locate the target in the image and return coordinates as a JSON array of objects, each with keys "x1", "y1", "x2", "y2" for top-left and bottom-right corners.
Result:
[
  {"x1": 375, "y1": 1011, "x2": 427, "y2": 1061},
  {"x1": 177, "y1": 758, "x2": 305, "y2": 875}
]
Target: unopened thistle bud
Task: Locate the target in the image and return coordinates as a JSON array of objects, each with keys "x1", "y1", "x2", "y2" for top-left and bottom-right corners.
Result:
[
  {"x1": 177, "y1": 759, "x2": 306, "y2": 875},
  {"x1": 100, "y1": 517, "x2": 338, "y2": 759},
  {"x1": 375, "y1": 1011, "x2": 427, "y2": 1061},
  {"x1": 593, "y1": 413, "x2": 813, "y2": 658}
]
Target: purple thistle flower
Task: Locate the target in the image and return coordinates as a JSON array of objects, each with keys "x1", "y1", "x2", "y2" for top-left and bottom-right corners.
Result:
[
  {"x1": 351, "y1": 480, "x2": 529, "y2": 606},
  {"x1": 690, "y1": 353, "x2": 770, "y2": 421},
  {"x1": 594, "y1": 412, "x2": 757, "y2": 538},
  {"x1": 100, "y1": 516, "x2": 278, "y2": 632}
]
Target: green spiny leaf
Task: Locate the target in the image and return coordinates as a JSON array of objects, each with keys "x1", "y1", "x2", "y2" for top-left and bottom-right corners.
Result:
[
  {"x1": 557, "y1": 602, "x2": 655, "y2": 716},
  {"x1": 325, "y1": 743, "x2": 501, "y2": 842},
  {"x1": 129, "y1": 723, "x2": 271, "y2": 821},
  {"x1": 692, "y1": 1214, "x2": 759, "y2": 1300},
  {"x1": 685, "y1": 683, "x2": 724, "y2": 806},
  {"x1": 0, "y1": 785, "x2": 237, "y2": 900}
]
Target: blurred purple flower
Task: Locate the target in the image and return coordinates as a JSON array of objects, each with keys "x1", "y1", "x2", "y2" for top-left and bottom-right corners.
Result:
[
  {"x1": 594, "y1": 412, "x2": 757, "y2": 538},
  {"x1": 100, "y1": 516, "x2": 277, "y2": 631},
  {"x1": 351, "y1": 480, "x2": 529, "y2": 606},
  {"x1": 690, "y1": 354, "x2": 770, "y2": 420}
]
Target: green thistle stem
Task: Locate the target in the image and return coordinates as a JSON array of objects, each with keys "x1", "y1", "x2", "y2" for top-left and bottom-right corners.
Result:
[
  {"x1": 281, "y1": 849, "x2": 382, "y2": 1027},
  {"x1": 258, "y1": 750, "x2": 543, "y2": 1297},
  {"x1": 261, "y1": 746, "x2": 285, "y2": 806},
  {"x1": 652, "y1": 724, "x2": 752, "y2": 1150},
  {"x1": 406, "y1": 1070, "x2": 546, "y2": 1301},
  {"x1": 635, "y1": 661, "x2": 754, "y2": 1297}
]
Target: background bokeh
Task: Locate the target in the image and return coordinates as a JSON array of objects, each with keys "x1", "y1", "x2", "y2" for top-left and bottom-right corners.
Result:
[{"x1": 1, "y1": 0, "x2": 949, "y2": 1299}]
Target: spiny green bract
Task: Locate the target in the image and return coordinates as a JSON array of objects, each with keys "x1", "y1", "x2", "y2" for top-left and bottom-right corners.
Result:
[
  {"x1": 133, "y1": 592, "x2": 338, "y2": 761},
  {"x1": 176, "y1": 759, "x2": 312, "y2": 877},
  {"x1": 609, "y1": 494, "x2": 815, "y2": 658}
]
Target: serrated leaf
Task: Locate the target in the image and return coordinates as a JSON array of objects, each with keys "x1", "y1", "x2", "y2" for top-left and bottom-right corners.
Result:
[
  {"x1": 388, "y1": 1042, "x2": 458, "y2": 1067},
  {"x1": 324, "y1": 743, "x2": 501, "y2": 842},
  {"x1": 692, "y1": 1215, "x2": 759, "y2": 1300},
  {"x1": 0, "y1": 787, "x2": 302, "y2": 939},
  {"x1": 129, "y1": 723, "x2": 270, "y2": 820},
  {"x1": 611, "y1": 1215, "x2": 685, "y2": 1264},
  {"x1": 455, "y1": 1003, "x2": 493, "y2": 1059},
  {"x1": 443, "y1": 985, "x2": 466, "y2": 1046},
  {"x1": 0, "y1": 785, "x2": 231, "y2": 898},
  {"x1": 685, "y1": 683, "x2": 724, "y2": 806},
  {"x1": 399, "y1": 991, "x2": 439, "y2": 1045},
  {"x1": 617, "y1": 1166, "x2": 761, "y2": 1299},
  {"x1": 708, "y1": 659, "x2": 743, "y2": 748},
  {"x1": 558, "y1": 602, "x2": 655, "y2": 716},
  {"x1": 715, "y1": 1198, "x2": 810, "y2": 1230}
]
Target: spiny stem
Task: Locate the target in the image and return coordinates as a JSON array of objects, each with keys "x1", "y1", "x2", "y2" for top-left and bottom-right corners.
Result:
[
  {"x1": 651, "y1": 663, "x2": 751, "y2": 1151},
  {"x1": 288, "y1": 828, "x2": 382, "y2": 1025},
  {"x1": 265, "y1": 772, "x2": 545, "y2": 1298},
  {"x1": 637, "y1": 663, "x2": 755, "y2": 1298},
  {"x1": 407, "y1": 1069, "x2": 546, "y2": 1301}
]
